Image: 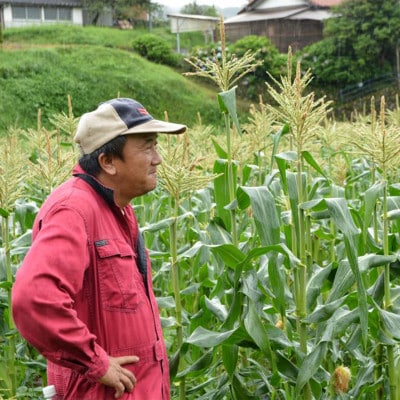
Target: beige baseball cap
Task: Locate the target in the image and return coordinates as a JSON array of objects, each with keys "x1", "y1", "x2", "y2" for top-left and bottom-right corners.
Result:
[{"x1": 74, "y1": 98, "x2": 187, "y2": 154}]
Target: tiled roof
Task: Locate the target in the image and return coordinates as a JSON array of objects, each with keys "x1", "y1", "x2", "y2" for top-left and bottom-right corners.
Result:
[
  {"x1": 226, "y1": 7, "x2": 332, "y2": 24},
  {"x1": 0, "y1": 0, "x2": 82, "y2": 5},
  {"x1": 309, "y1": 0, "x2": 343, "y2": 6},
  {"x1": 239, "y1": 0, "x2": 343, "y2": 13}
]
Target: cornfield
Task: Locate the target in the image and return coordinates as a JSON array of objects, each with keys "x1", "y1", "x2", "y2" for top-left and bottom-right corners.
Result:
[{"x1": 1, "y1": 34, "x2": 400, "y2": 399}]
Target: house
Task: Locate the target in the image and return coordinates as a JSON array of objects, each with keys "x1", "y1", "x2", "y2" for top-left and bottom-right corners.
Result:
[
  {"x1": 224, "y1": 0, "x2": 343, "y2": 53},
  {"x1": 0, "y1": 0, "x2": 114, "y2": 29},
  {"x1": 0, "y1": 0, "x2": 83, "y2": 28}
]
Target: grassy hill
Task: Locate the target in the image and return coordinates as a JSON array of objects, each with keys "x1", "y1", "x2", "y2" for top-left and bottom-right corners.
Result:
[
  {"x1": 0, "y1": 25, "x2": 227, "y2": 131},
  {"x1": 2, "y1": 24, "x2": 395, "y2": 132}
]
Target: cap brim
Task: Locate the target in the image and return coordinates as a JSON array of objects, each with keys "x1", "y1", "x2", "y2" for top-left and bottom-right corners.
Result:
[{"x1": 124, "y1": 119, "x2": 186, "y2": 135}]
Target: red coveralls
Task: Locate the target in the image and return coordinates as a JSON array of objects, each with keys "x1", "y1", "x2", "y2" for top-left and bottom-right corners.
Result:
[{"x1": 12, "y1": 165, "x2": 170, "y2": 400}]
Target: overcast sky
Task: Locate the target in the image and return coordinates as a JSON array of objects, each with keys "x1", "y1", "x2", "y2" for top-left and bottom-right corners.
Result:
[{"x1": 157, "y1": 0, "x2": 247, "y2": 9}]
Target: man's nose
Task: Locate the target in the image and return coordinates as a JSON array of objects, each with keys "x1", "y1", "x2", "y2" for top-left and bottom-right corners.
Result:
[{"x1": 153, "y1": 150, "x2": 162, "y2": 165}]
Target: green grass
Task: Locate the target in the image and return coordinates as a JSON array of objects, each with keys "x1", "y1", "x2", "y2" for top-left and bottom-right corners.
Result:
[
  {"x1": 2, "y1": 24, "x2": 205, "y2": 50},
  {"x1": 0, "y1": 25, "x2": 225, "y2": 131},
  {"x1": 3, "y1": 24, "x2": 134, "y2": 46}
]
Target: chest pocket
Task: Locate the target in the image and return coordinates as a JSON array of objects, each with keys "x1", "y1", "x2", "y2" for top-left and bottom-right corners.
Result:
[{"x1": 95, "y1": 238, "x2": 144, "y2": 312}]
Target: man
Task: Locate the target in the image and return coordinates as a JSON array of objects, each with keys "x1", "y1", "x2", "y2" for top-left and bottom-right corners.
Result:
[{"x1": 12, "y1": 98, "x2": 186, "y2": 399}]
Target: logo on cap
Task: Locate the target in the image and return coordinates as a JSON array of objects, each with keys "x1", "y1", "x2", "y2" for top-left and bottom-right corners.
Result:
[{"x1": 137, "y1": 107, "x2": 149, "y2": 116}]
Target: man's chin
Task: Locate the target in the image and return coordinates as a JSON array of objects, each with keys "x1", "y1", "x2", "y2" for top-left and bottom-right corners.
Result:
[{"x1": 145, "y1": 181, "x2": 158, "y2": 195}]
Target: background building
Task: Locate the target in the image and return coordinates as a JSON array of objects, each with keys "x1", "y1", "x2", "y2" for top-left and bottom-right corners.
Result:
[{"x1": 225, "y1": 0, "x2": 343, "y2": 52}]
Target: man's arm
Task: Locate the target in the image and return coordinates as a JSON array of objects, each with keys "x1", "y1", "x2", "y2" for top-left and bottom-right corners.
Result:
[{"x1": 12, "y1": 206, "x2": 109, "y2": 380}]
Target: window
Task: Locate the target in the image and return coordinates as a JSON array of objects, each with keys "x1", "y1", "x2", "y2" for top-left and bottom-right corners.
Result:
[
  {"x1": 12, "y1": 5, "x2": 41, "y2": 20},
  {"x1": 12, "y1": 5, "x2": 73, "y2": 22},
  {"x1": 58, "y1": 8, "x2": 72, "y2": 21},
  {"x1": 27, "y1": 7, "x2": 41, "y2": 20},
  {"x1": 12, "y1": 6, "x2": 27, "y2": 19},
  {"x1": 44, "y1": 8, "x2": 57, "y2": 20}
]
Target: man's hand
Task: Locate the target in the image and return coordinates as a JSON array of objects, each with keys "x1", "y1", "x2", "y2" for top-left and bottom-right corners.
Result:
[{"x1": 99, "y1": 355, "x2": 139, "y2": 399}]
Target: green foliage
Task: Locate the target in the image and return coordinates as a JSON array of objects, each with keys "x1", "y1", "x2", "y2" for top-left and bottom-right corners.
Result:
[
  {"x1": 186, "y1": 36, "x2": 286, "y2": 101},
  {"x1": 116, "y1": 0, "x2": 165, "y2": 27},
  {"x1": 298, "y1": 0, "x2": 400, "y2": 86},
  {"x1": 0, "y1": 27, "x2": 221, "y2": 131},
  {"x1": 298, "y1": 38, "x2": 361, "y2": 85},
  {"x1": 2, "y1": 25, "x2": 205, "y2": 55},
  {"x1": 3, "y1": 22, "x2": 400, "y2": 400},
  {"x1": 132, "y1": 33, "x2": 180, "y2": 66},
  {"x1": 229, "y1": 35, "x2": 287, "y2": 99},
  {"x1": 230, "y1": 35, "x2": 282, "y2": 76},
  {"x1": 180, "y1": 2, "x2": 218, "y2": 17},
  {"x1": 2, "y1": 24, "x2": 138, "y2": 47},
  {"x1": 82, "y1": 0, "x2": 155, "y2": 25}
]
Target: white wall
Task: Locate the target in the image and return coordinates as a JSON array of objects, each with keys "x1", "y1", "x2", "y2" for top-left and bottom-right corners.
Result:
[
  {"x1": 2, "y1": 5, "x2": 83, "y2": 28},
  {"x1": 169, "y1": 18, "x2": 217, "y2": 33},
  {"x1": 72, "y1": 8, "x2": 82, "y2": 25},
  {"x1": 3, "y1": 5, "x2": 12, "y2": 28}
]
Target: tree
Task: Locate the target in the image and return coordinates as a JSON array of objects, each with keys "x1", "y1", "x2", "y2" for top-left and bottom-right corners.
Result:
[
  {"x1": 82, "y1": 0, "x2": 114, "y2": 25},
  {"x1": 299, "y1": 0, "x2": 400, "y2": 86},
  {"x1": 180, "y1": 1, "x2": 218, "y2": 17},
  {"x1": 117, "y1": 0, "x2": 163, "y2": 29},
  {"x1": 83, "y1": 0, "x2": 155, "y2": 26}
]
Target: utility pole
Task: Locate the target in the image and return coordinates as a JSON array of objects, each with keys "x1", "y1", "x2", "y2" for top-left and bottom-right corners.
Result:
[
  {"x1": 147, "y1": 1, "x2": 152, "y2": 32},
  {"x1": 0, "y1": 6, "x2": 3, "y2": 44}
]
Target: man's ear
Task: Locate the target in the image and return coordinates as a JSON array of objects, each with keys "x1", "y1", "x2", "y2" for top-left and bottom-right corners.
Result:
[{"x1": 98, "y1": 153, "x2": 117, "y2": 175}]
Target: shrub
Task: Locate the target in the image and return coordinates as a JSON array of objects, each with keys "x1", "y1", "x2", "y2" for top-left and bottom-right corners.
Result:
[
  {"x1": 132, "y1": 34, "x2": 180, "y2": 67},
  {"x1": 298, "y1": 37, "x2": 394, "y2": 87},
  {"x1": 229, "y1": 35, "x2": 287, "y2": 100}
]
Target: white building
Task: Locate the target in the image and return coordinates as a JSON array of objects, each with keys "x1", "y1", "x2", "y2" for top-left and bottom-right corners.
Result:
[
  {"x1": 225, "y1": 0, "x2": 343, "y2": 52},
  {"x1": 0, "y1": 0, "x2": 83, "y2": 28},
  {"x1": 167, "y1": 13, "x2": 219, "y2": 53},
  {"x1": 0, "y1": 0, "x2": 115, "y2": 28}
]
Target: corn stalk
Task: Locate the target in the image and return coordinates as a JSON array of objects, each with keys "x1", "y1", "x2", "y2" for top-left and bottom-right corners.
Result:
[
  {"x1": 184, "y1": 17, "x2": 261, "y2": 245},
  {"x1": 349, "y1": 96, "x2": 400, "y2": 399},
  {"x1": 0, "y1": 134, "x2": 26, "y2": 398},
  {"x1": 158, "y1": 132, "x2": 220, "y2": 400},
  {"x1": 265, "y1": 50, "x2": 332, "y2": 399}
]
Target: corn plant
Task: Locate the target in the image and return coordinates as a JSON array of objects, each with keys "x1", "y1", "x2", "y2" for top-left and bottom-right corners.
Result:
[
  {"x1": 25, "y1": 106, "x2": 77, "y2": 203},
  {"x1": 263, "y1": 49, "x2": 333, "y2": 399},
  {"x1": 0, "y1": 104, "x2": 76, "y2": 399},
  {"x1": 347, "y1": 96, "x2": 400, "y2": 399},
  {"x1": 153, "y1": 131, "x2": 220, "y2": 400},
  {"x1": 170, "y1": 36, "x2": 400, "y2": 400},
  {"x1": 3, "y1": 34, "x2": 400, "y2": 400},
  {"x1": 184, "y1": 16, "x2": 261, "y2": 246},
  {"x1": 0, "y1": 132, "x2": 26, "y2": 398}
]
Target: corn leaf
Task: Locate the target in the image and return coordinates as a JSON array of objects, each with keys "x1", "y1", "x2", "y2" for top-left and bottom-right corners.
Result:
[
  {"x1": 325, "y1": 198, "x2": 368, "y2": 349},
  {"x1": 217, "y1": 87, "x2": 242, "y2": 135}
]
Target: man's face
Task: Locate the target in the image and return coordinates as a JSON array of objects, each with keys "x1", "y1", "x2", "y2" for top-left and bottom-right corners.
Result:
[{"x1": 112, "y1": 133, "x2": 162, "y2": 203}]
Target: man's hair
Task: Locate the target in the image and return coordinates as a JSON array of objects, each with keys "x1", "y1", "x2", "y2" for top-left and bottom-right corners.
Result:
[{"x1": 78, "y1": 135, "x2": 127, "y2": 176}]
